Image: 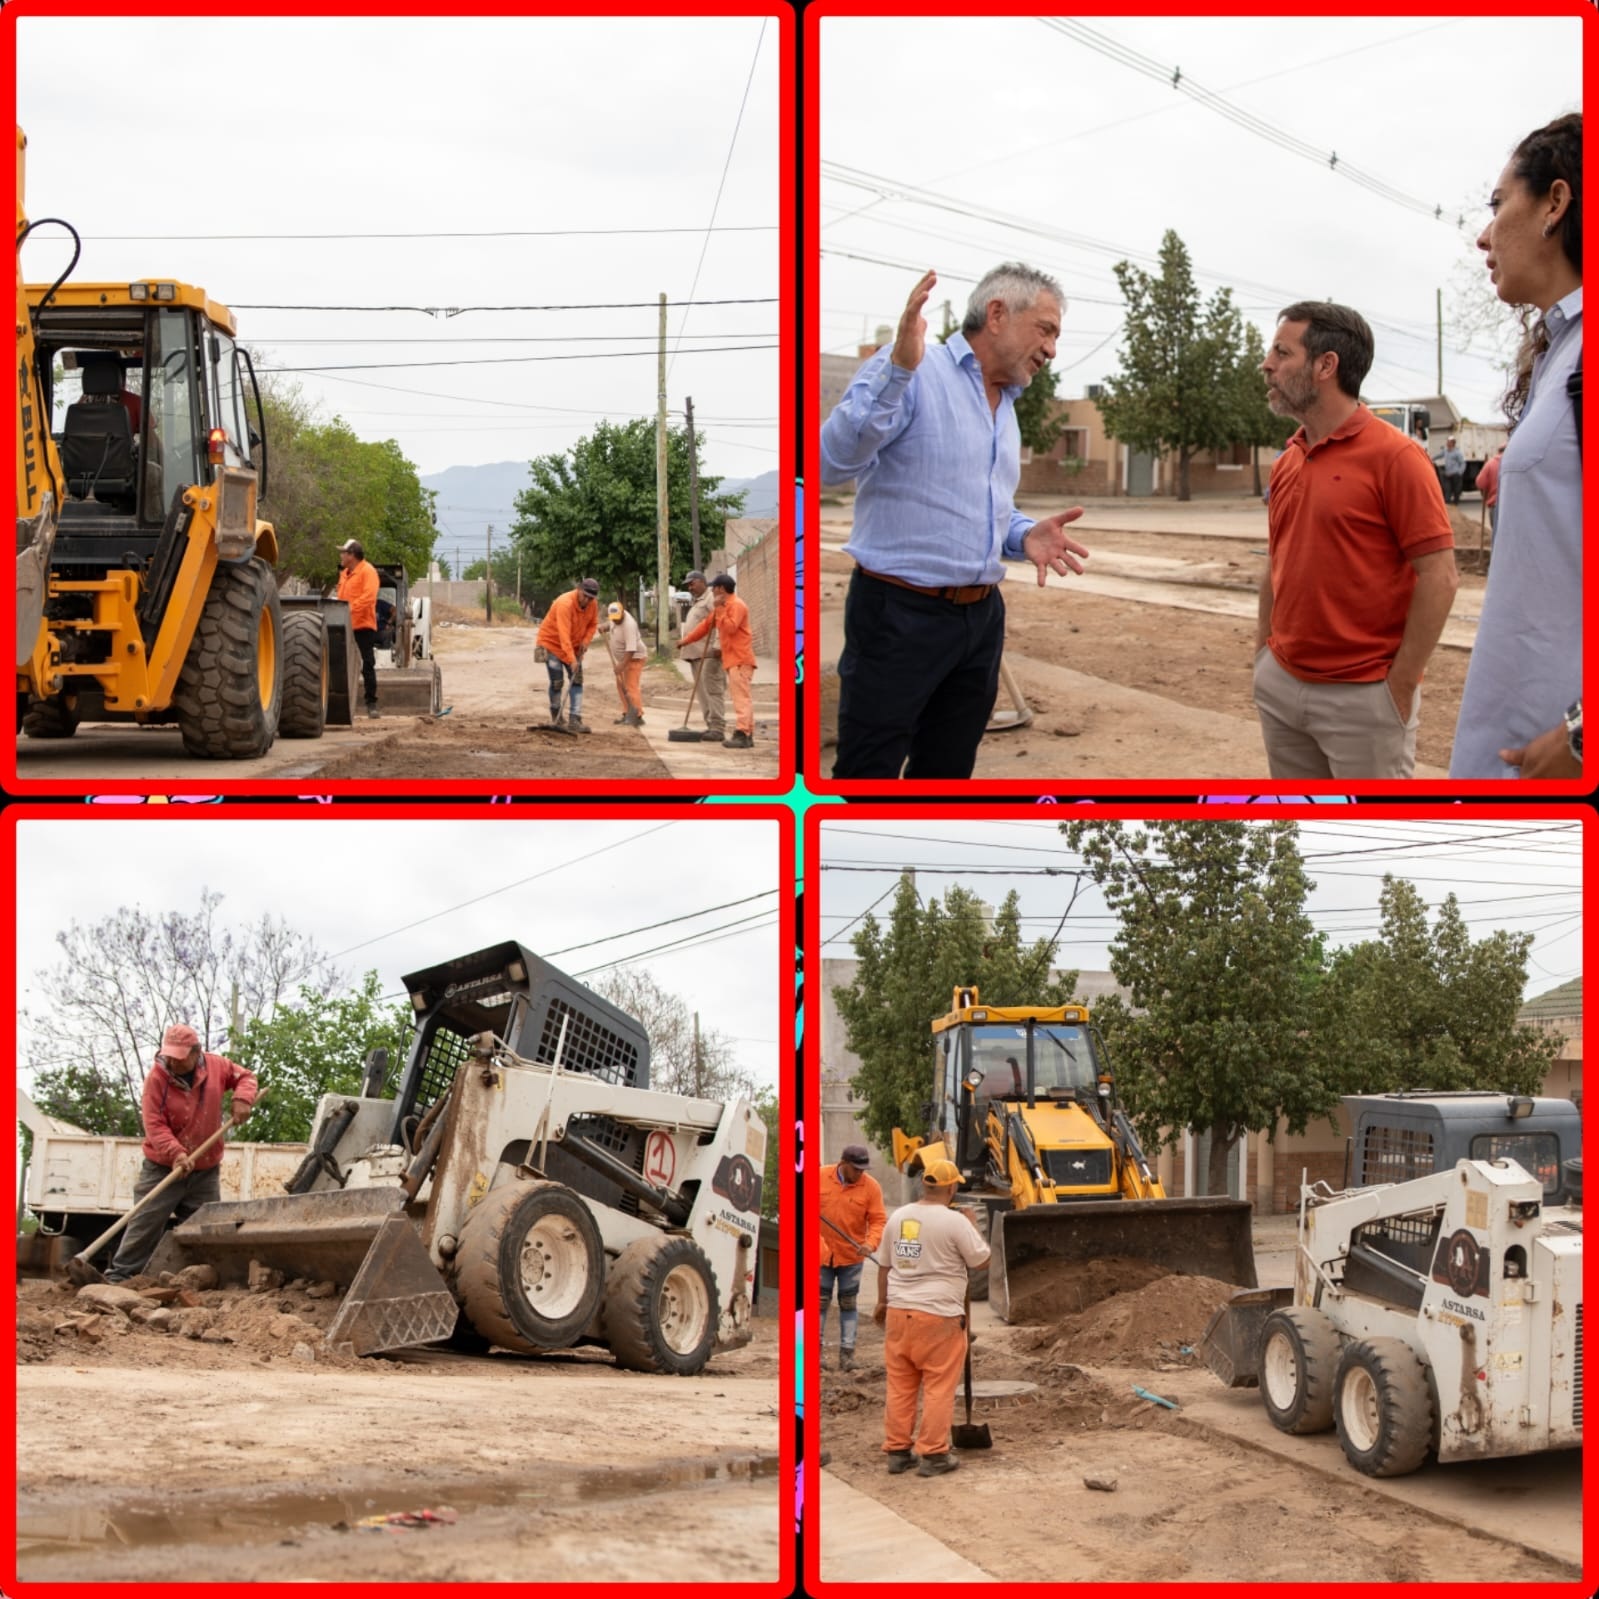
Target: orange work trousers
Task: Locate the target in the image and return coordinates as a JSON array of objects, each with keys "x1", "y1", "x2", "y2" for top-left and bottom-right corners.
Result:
[
  {"x1": 882, "y1": 1307, "x2": 967, "y2": 1458},
  {"x1": 727, "y1": 662, "x2": 755, "y2": 735},
  {"x1": 614, "y1": 658, "x2": 644, "y2": 716}
]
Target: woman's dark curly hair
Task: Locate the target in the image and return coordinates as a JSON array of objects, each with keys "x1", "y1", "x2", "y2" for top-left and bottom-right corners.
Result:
[{"x1": 1503, "y1": 113, "x2": 1582, "y2": 425}]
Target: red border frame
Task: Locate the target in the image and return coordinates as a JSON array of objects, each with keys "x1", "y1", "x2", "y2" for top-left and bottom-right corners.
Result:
[
  {"x1": 802, "y1": 1, "x2": 1594, "y2": 798},
  {"x1": 4, "y1": 800, "x2": 796, "y2": 1597},
  {"x1": 802, "y1": 800, "x2": 1594, "y2": 1594},
  {"x1": 4, "y1": 0, "x2": 795, "y2": 797}
]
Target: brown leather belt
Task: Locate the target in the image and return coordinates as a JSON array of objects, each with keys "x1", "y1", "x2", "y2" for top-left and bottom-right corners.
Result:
[{"x1": 860, "y1": 567, "x2": 994, "y2": 605}]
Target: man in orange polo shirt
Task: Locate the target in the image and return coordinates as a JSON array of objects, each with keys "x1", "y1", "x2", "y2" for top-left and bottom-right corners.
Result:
[
  {"x1": 819, "y1": 1143, "x2": 886, "y2": 1370},
  {"x1": 1254, "y1": 302, "x2": 1458, "y2": 778},
  {"x1": 336, "y1": 539, "x2": 383, "y2": 718},
  {"x1": 679, "y1": 573, "x2": 758, "y2": 749}
]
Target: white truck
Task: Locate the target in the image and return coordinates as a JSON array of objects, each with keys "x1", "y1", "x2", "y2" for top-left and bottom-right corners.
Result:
[{"x1": 1367, "y1": 401, "x2": 1507, "y2": 495}]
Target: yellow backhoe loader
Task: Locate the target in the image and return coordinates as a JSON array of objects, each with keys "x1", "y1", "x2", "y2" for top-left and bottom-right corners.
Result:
[
  {"x1": 14, "y1": 126, "x2": 341, "y2": 756},
  {"x1": 892, "y1": 986, "x2": 1257, "y2": 1319}
]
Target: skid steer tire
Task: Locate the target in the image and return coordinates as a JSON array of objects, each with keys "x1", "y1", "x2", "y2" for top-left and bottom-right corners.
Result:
[
  {"x1": 278, "y1": 611, "x2": 328, "y2": 738},
  {"x1": 603, "y1": 1235, "x2": 719, "y2": 1376},
  {"x1": 21, "y1": 693, "x2": 79, "y2": 739},
  {"x1": 173, "y1": 557, "x2": 283, "y2": 759},
  {"x1": 1258, "y1": 1306, "x2": 1340, "y2": 1434},
  {"x1": 1333, "y1": 1337, "x2": 1434, "y2": 1477},
  {"x1": 455, "y1": 1180, "x2": 604, "y2": 1353}
]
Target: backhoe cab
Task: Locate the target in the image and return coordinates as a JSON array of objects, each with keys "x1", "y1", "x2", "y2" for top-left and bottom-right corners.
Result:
[{"x1": 893, "y1": 986, "x2": 1256, "y2": 1319}]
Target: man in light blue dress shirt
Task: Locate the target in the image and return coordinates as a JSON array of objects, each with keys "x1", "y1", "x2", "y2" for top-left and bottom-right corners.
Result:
[{"x1": 821, "y1": 264, "x2": 1091, "y2": 779}]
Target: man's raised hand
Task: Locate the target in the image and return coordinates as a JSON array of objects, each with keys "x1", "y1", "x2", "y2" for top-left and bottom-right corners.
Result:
[
  {"x1": 1021, "y1": 509, "x2": 1089, "y2": 587},
  {"x1": 891, "y1": 269, "x2": 938, "y2": 373}
]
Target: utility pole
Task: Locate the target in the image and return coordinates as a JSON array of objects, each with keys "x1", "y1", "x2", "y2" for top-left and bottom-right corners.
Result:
[
  {"x1": 655, "y1": 292, "x2": 670, "y2": 652},
  {"x1": 1436, "y1": 288, "x2": 1443, "y2": 395},
  {"x1": 485, "y1": 524, "x2": 493, "y2": 625},
  {"x1": 685, "y1": 395, "x2": 703, "y2": 571}
]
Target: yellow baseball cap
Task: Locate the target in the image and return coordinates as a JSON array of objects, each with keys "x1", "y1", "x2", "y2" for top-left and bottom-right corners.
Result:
[{"x1": 920, "y1": 1158, "x2": 961, "y2": 1187}]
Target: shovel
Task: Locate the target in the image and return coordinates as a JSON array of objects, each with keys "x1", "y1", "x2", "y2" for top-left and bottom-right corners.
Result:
[
  {"x1": 667, "y1": 654, "x2": 709, "y2": 743},
  {"x1": 950, "y1": 1289, "x2": 992, "y2": 1451},
  {"x1": 820, "y1": 1214, "x2": 870, "y2": 1256},
  {"x1": 528, "y1": 666, "x2": 579, "y2": 737},
  {"x1": 64, "y1": 1121, "x2": 233, "y2": 1288}
]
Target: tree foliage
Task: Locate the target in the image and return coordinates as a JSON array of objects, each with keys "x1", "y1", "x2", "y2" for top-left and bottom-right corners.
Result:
[
  {"x1": 755, "y1": 1086, "x2": 780, "y2": 1222},
  {"x1": 1064, "y1": 820, "x2": 1333, "y2": 1195},
  {"x1": 25, "y1": 890, "x2": 342, "y2": 1136},
  {"x1": 832, "y1": 879, "x2": 1078, "y2": 1149},
  {"x1": 255, "y1": 377, "x2": 437, "y2": 585},
  {"x1": 1098, "y1": 230, "x2": 1245, "y2": 501},
  {"x1": 590, "y1": 966, "x2": 759, "y2": 1101},
  {"x1": 509, "y1": 419, "x2": 744, "y2": 605},
  {"x1": 225, "y1": 971, "x2": 414, "y2": 1144},
  {"x1": 1316, "y1": 877, "x2": 1558, "y2": 1095}
]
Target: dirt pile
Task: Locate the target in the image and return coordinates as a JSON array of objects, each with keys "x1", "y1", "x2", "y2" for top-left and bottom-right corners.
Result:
[{"x1": 1011, "y1": 1260, "x2": 1240, "y2": 1366}]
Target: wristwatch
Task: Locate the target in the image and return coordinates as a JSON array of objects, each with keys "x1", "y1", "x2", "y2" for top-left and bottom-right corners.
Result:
[{"x1": 1564, "y1": 699, "x2": 1582, "y2": 763}]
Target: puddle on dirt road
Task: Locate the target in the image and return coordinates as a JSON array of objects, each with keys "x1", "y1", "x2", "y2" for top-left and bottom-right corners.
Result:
[{"x1": 18, "y1": 1454, "x2": 780, "y2": 1555}]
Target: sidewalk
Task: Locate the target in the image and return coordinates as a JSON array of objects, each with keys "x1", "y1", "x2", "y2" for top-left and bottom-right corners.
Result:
[{"x1": 819, "y1": 1471, "x2": 995, "y2": 1583}]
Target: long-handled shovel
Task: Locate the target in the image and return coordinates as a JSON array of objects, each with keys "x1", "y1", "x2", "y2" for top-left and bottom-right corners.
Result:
[
  {"x1": 528, "y1": 665, "x2": 579, "y2": 737},
  {"x1": 950, "y1": 1288, "x2": 993, "y2": 1451},
  {"x1": 668, "y1": 655, "x2": 709, "y2": 743},
  {"x1": 64, "y1": 1121, "x2": 233, "y2": 1288}
]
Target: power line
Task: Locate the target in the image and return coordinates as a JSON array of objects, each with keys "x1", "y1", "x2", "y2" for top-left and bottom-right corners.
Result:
[
  {"x1": 233, "y1": 297, "x2": 778, "y2": 314},
  {"x1": 263, "y1": 342, "x2": 776, "y2": 374},
  {"x1": 543, "y1": 889, "x2": 778, "y2": 959},
  {"x1": 78, "y1": 225, "x2": 776, "y2": 242}
]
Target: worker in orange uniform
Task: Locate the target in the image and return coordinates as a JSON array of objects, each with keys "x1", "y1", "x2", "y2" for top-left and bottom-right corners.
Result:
[
  {"x1": 819, "y1": 1143, "x2": 886, "y2": 1370},
  {"x1": 605, "y1": 601, "x2": 649, "y2": 726},
  {"x1": 336, "y1": 539, "x2": 382, "y2": 718},
  {"x1": 678, "y1": 573, "x2": 756, "y2": 748},
  {"x1": 872, "y1": 1158, "x2": 990, "y2": 1477},
  {"x1": 535, "y1": 578, "x2": 600, "y2": 732}
]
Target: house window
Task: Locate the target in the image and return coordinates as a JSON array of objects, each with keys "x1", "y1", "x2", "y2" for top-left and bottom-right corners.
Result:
[{"x1": 1060, "y1": 428, "x2": 1089, "y2": 460}]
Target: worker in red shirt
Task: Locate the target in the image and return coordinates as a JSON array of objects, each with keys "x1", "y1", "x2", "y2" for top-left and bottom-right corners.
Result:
[
  {"x1": 535, "y1": 578, "x2": 601, "y2": 731},
  {"x1": 336, "y1": 539, "x2": 383, "y2": 718},
  {"x1": 1476, "y1": 445, "x2": 1505, "y2": 541},
  {"x1": 679, "y1": 573, "x2": 757, "y2": 748},
  {"x1": 103, "y1": 1024, "x2": 257, "y2": 1283}
]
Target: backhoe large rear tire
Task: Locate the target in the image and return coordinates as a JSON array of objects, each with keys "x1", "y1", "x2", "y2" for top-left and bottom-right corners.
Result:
[
  {"x1": 1258, "y1": 1306, "x2": 1341, "y2": 1435},
  {"x1": 279, "y1": 611, "x2": 329, "y2": 738},
  {"x1": 173, "y1": 557, "x2": 282, "y2": 759},
  {"x1": 455, "y1": 1180, "x2": 604, "y2": 1354},
  {"x1": 1333, "y1": 1337, "x2": 1434, "y2": 1477},
  {"x1": 603, "y1": 1234, "x2": 719, "y2": 1376},
  {"x1": 21, "y1": 692, "x2": 79, "y2": 739}
]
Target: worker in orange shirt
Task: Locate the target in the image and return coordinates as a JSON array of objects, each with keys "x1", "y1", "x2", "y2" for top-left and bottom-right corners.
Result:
[
  {"x1": 336, "y1": 539, "x2": 382, "y2": 718},
  {"x1": 819, "y1": 1142, "x2": 887, "y2": 1370},
  {"x1": 678, "y1": 573, "x2": 756, "y2": 748},
  {"x1": 535, "y1": 578, "x2": 601, "y2": 732}
]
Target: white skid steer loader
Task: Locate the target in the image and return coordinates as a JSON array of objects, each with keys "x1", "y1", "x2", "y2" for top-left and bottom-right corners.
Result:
[{"x1": 147, "y1": 941, "x2": 766, "y2": 1375}]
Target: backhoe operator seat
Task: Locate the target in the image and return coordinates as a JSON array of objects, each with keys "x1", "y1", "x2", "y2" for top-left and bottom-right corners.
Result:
[{"x1": 61, "y1": 353, "x2": 137, "y2": 505}]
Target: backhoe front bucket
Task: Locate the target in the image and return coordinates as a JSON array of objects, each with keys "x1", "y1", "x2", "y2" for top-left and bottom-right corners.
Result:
[
  {"x1": 990, "y1": 1197, "x2": 1258, "y2": 1323},
  {"x1": 145, "y1": 1187, "x2": 458, "y2": 1356}
]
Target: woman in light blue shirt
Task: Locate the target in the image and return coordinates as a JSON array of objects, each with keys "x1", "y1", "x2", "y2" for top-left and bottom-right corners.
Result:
[{"x1": 1450, "y1": 113, "x2": 1582, "y2": 779}]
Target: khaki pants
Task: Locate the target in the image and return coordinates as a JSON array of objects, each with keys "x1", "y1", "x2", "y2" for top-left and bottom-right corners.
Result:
[
  {"x1": 1253, "y1": 648, "x2": 1418, "y2": 779},
  {"x1": 696, "y1": 654, "x2": 727, "y2": 734},
  {"x1": 727, "y1": 663, "x2": 755, "y2": 736},
  {"x1": 882, "y1": 1308, "x2": 967, "y2": 1458}
]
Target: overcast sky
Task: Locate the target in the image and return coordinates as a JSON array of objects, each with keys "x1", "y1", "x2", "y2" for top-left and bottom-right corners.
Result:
[
  {"x1": 16, "y1": 15, "x2": 779, "y2": 483},
  {"x1": 820, "y1": 15, "x2": 1582, "y2": 425},
  {"x1": 820, "y1": 817, "x2": 1583, "y2": 1000},
  {"x1": 16, "y1": 816, "x2": 784, "y2": 1094}
]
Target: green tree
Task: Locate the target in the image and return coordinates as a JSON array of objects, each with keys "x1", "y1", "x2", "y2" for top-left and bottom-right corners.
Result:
[
  {"x1": 510, "y1": 419, "x2": 744, "y2": 604},
  {"x1": 226, "y1": 972, "x2": 415, "y2": 1143},
  {"x1": 1316, "y1": 877, "x2": 1558, "y2": 1095},
  {"x1": 1228, "y1": 323, "x2": 1297, "y2": 497},
  {"x1": 1064, "y1": 820, "x2": 1334, "y2": 1196},
  {"x1": 756, "y1": 1086, "x2": 780, "y2": 1221},
  {"x1": 832, "y1": 878, "x2": 1078, "y2": 1149},
  {"x1": 1098, "y1": 230, "x2": 1245, "y2": 501}
]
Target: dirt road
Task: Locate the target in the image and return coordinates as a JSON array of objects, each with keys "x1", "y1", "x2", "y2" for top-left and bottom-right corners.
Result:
[
  {"x1": 14, "y1": 1277, "x2": 781, "y2": 1583},
  {"x1": 15, "y1": 620, "x2": 782, "y2": 785},
  {"x1": 818, "y1": 1254, "x2": 1580, "y2": 1584},
  {"x1": 817, "y1": 496, "x2": 1489, "y2": 781}
]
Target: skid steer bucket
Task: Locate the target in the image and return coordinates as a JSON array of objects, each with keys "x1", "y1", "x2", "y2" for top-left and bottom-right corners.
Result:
[
  {"x1": 1198, "y1": 1286, "x2": 1293, "y2": 1387},
  {"x1": 377, "y1": 662, "x2": 443, "y2": 716},
  {"x1": 145, "y1": 1187, "x2": 458, "y2": 1356},
  {"x1": 990, "y1": 1197, "x2": 1258, "y2": 1323}
]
